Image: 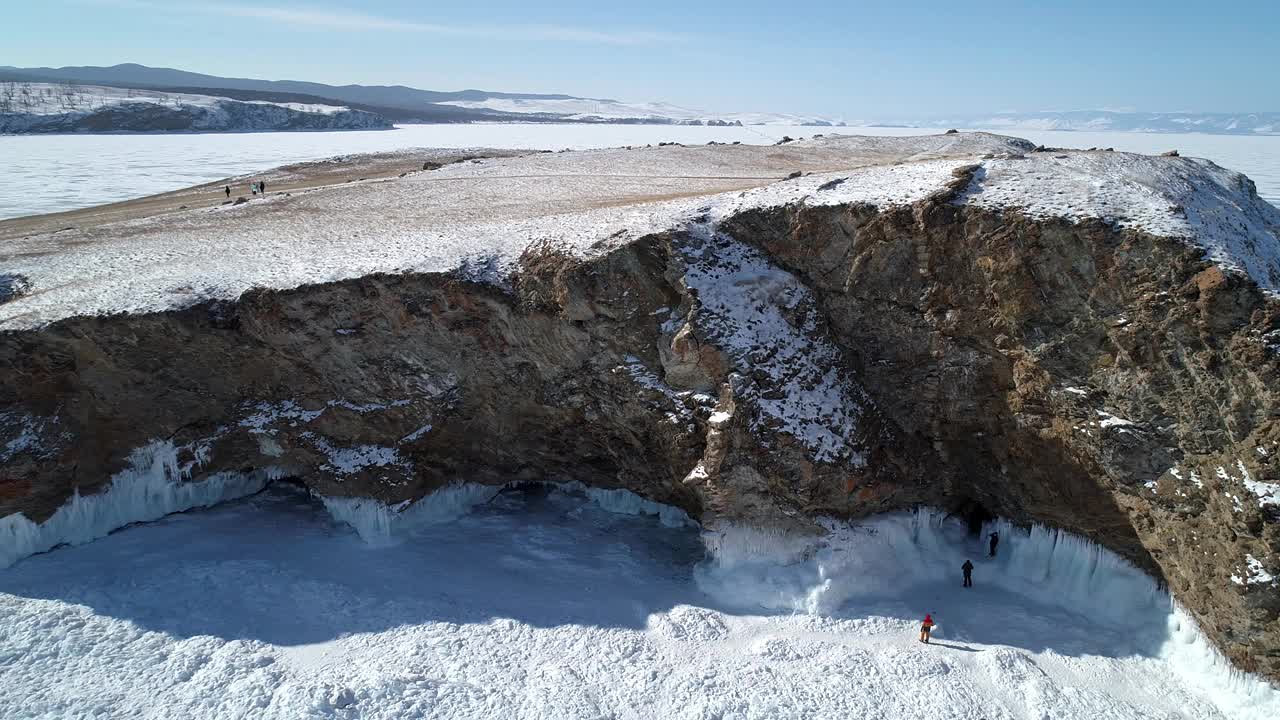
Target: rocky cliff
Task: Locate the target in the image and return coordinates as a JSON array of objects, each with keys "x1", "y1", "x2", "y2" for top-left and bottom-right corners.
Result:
[{"x1": 1, "y1": 134, "x2": 1277, "y2": 680}]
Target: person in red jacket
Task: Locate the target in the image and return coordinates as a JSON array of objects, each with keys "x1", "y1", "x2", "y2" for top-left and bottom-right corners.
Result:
[{"x1": 920, "y1": 614, "x2": 935, "y2": 643}]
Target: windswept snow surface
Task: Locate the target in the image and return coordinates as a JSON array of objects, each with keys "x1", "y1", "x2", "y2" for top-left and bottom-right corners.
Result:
[
  {"x1": 3, "y1": 132, "x2": 1278, "y2": 331},
  {"x1": 1, "y1": 485, "x2": 1276, "y2": 719}
]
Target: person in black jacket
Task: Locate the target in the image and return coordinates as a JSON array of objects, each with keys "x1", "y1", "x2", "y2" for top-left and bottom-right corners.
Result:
[
  {"x1": 989, "y1": 531, "x2": 1000, "y2": 557},
  {"x1": 962, "y1": 559, "x2": 974, "y2": 587}
]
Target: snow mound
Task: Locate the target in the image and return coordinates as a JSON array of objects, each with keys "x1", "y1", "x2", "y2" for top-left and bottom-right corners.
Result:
[{"x1": 0, "y1": 439, "x2": 279, "y2": 568}]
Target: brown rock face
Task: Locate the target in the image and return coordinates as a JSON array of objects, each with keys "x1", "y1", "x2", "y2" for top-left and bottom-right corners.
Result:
[{"x1": 2, "y1": 181, "x2": 1278, "y2": 679}]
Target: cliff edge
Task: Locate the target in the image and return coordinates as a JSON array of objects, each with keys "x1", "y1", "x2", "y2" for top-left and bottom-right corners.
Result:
[{"x1": 2, "y1": 132, "x2": 1278, "y2": 680}]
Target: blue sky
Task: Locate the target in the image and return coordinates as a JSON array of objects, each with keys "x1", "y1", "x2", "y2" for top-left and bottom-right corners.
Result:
[{"x1": 4, "y1": 0, "x2": 1277, "y2": 119}]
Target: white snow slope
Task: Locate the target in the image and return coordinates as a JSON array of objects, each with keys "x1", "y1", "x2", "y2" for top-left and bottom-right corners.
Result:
[
  {"x1": 5, "y1": 132, "x2": 1276, "y2": 331},
  {"x1": 1, "y1": 485, "x2": 1276, "y2": 719}
]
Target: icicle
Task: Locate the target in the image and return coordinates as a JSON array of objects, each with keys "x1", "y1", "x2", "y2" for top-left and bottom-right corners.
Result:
[
  {"x1": 0, "y1": 440, "x2": 280, "y2": 568},
  {"x1": 693, "y1": 507, "x2": 1280, "y2": 716},
  {"x1": 557, "y1": 481, "x2": 695, "y2": 528},
  {"x1": 319, "y1": 484, "x2": 501, "y2": 545}
]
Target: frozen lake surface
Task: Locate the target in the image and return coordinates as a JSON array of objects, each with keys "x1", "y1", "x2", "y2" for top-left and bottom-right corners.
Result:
[
  {"x1": 1, "y1": 124, "x2": 1278, "y2": 220},
  {"x1": 1, "y1": 484, "x2": 1275, "y2": 719}
]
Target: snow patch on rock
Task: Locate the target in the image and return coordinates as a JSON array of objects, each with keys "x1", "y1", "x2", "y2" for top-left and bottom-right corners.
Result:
[
  {"x1": 1232, "y1": 555, "x2": 1277, "y2": 587},
  {"x1": 0, "y1": 411, "x2": 53, "y2": 462},
  {"x1": 678, "y1": 228, "x2": 868, "y2": 465},
  {"x1": 309, "y1": 437, "x2": 410, "y2": 477}
]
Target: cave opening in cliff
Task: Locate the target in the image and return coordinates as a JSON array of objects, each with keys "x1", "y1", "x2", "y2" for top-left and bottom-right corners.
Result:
[{"x1": 952, "y1": 497, "x2": 996, "y2": 536}]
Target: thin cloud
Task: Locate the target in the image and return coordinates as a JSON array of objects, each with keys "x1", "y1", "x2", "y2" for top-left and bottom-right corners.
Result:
[{"x1": 85, "y1": 0, "x2": 687, "y2": 46}]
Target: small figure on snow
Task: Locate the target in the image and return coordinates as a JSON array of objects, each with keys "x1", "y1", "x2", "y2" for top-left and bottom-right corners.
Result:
[
  {"x1": 962, "y1": 559, "x2": 974, "y2": 587},
  {"x1": 989, "y1": 531, "x2": 999, "y2": 558},
  {"x1": 919, "y1": 614, "x2": 935, "y2": 644},
  {"x1": 224, "y1": 185, "x2": 230, "y2": 198},
  {"x1": 260, "y1": 180, "x2": 267, "y2": 194}
]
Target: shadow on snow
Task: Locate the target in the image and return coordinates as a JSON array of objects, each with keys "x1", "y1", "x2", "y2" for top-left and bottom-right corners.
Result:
[{"x1": 0, "y1": 484, "x2": 1168, "y2": 662}]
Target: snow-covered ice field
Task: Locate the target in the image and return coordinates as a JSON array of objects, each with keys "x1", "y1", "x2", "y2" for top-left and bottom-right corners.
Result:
[
  {"x1": 1, "y1": 123, "x2": 1278, "y2": 220},
  {"x1": 2, "y1": 484, "x2": 1276, "y2": 719}
]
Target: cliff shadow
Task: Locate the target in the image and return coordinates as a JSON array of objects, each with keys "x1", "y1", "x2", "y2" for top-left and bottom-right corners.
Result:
[{"x1": 0, "y1": 484, "x2": 1171, "y2": 663}]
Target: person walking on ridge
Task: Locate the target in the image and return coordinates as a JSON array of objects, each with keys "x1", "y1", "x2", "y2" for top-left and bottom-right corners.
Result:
[
  {"x1": 989, "y1": 531, "x2": 1000, "y2": 558},
  {"x1": 919, "y1": 613, "x2": 935, "y2": 644},
  {"x1": 962, "y1": 559, "x2": 974, "y2": 587},
  {"x1": 224, "y1": 185, "x2": 230, "y2": 199}
]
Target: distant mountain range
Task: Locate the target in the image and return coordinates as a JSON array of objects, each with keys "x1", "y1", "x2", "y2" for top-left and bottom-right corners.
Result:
[
  {"x1": 0, "y1": 63, "x2": 829, "y2": 127},
  {"x1": 885, "y1": 111, "x2": 1279, "y2": 136},
  {"x1": 0, "y1": 83, "x2": 390, "y2": 134},
  {"x1": 2, "y1": 65, "x2": 1274, "y2": 134}
]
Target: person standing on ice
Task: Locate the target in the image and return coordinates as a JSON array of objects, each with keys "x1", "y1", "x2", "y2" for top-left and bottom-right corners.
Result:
[
  {"x1": 919, "y1": 614, "x2": 935, "y2": 643},
  {"x1": 988, "y1": 531, "x2": 999, "y2": 557},
  {"x1": 962, "y1": 559, "x2": 974, "y2": 587},
  {"x1": 224, "y1": 185, "x2": 230, "y2": 199}
]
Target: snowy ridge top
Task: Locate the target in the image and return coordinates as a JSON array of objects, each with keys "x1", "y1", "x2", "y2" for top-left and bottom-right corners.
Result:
[
  {"x1": 1, "y1": 132, "x2": 1276, "y2": 329},
  {"x1": 959, "y1": 151, "x2": 1280, "y2": 294}
]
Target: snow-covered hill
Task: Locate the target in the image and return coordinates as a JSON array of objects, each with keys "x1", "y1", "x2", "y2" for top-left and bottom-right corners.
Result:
[
  {"x1": 439, "y1": 97, "x2": 841, "y2": 126},
  {"x1": 0, "y1": 83, "x2": 391, "y2": 133}
]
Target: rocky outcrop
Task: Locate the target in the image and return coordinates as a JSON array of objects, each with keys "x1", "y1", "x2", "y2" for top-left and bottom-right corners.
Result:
[{"x1": 1, "y1": 135, "x2": 1277, "y2": 680}]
